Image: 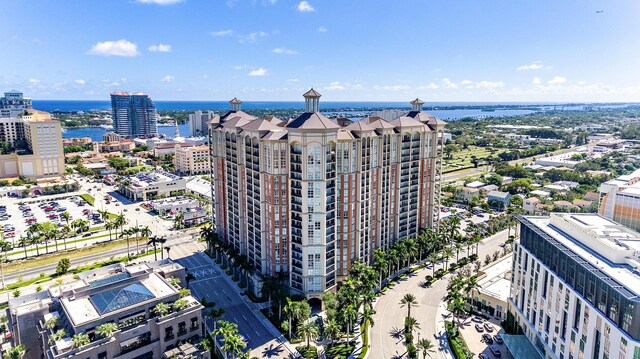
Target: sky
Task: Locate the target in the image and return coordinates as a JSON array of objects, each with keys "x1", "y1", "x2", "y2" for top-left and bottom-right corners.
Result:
[{"x1": 2, "y1": 0, "x2": 640, "y2": 102}]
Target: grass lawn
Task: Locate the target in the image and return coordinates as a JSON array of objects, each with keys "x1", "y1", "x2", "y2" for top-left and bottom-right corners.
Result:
[
  {"x1": 326, "y1": 342, "x2": 356, "y2": 359},
  {"x1": 443, "y1": 145, "x2": 507, "y2": 172},
  {"x1": 4, "y1": 237, "x2": 138, "y2": 274},
  {"x1": 79, "y1": 193, "x2": 95, "y2": 205}
]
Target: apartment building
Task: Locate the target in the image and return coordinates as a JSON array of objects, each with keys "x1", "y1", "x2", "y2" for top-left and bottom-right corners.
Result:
[
  {"x1": 110, "y1": 92, "x2": 158, "y2": 139},
  {"x1": 510, "y1": 213, "x2": 640, "y2": 359},
  {"x1": 175, "y1": 145, "x2": 209, "y2": 175},
  {"x1": 0, "y1": 110, "x2": 65, "y2": 179},
  {"x1": 0, "y1": 90, "x2": 32, "y2": 118},
  {"x1": 8, "y1": 259, "x2": 207, "y2": 359},
  {"x1": 209, "y1": 90, "x2": 445, "y2": 297},
  {"x1": 599, "y1": 168, "x2": 640, "y2": 231},
  {"x1": 189, "y1": 110, "x2": 216, "y2": 137}
]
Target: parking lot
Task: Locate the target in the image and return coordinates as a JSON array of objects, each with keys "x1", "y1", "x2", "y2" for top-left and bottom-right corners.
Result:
[
  {"x1": 174, "y1": 252, "x2": 277, "y2": 352},
  {"x1": 459, "y1": 316, "x2": 513, "y2": 359},
  {"x1": 0, "y1": 195, "x2": 100, "y2": 246}
]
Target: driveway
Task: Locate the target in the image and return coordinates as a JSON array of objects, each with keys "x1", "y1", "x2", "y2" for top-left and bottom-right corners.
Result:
[{"x1": 370, "y1": 229, "x2": 510, "y2": 359}]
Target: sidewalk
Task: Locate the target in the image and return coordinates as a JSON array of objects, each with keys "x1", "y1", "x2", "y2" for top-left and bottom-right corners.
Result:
[{"x1": 435, "y1": 303, "x2": 455, "y2": 359}]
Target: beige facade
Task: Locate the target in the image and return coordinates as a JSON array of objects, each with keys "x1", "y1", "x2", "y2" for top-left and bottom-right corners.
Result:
[
  {"x1": 0, "y1": 110, "x2": 64, "y2": 179},
  {"x1": 175, "y1": 145, "x2": 209, "y2": 175},
  {"x1": 209, "y1": 90, "x2": 446, "y2": 296}
]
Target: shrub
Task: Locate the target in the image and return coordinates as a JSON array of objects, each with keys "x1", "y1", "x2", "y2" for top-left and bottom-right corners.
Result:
[
  {"x1": 296, "y1": 345, "x2": 318, "y2": 359},
  {"x1": 56, "y1": 258, "x2": 71, "y2": 275}
]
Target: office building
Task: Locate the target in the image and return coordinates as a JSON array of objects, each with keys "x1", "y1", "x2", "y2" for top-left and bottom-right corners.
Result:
[
  {"x1": 8, "y1": 259, "x2": 207, "y2": 359},
  {"x1": 510, "y1": 213, "x2": 640, "y2": 359},
  {"x1": 120, "y1": 171, "x2": 186, "y2": 201},
  {"x1": 599, "y1": 168, "x2": 640, "y2": 231},
  {"x1": 209, "y1": 90, "x2": 445, "y2": 297},
  {"x1": 0, "y1": 110, "x2": 65, "y2": 179},
  {"x1": 0, "y1": 90, "x2": 32, "y2": 118},
  {"x1": 110, "y1": 92, "x2": 158, "y2": 139},
  {"x1": 189, "y1": 110, "x2": 216, "y2": 137},
  {"x1": 175, "y1": 145, "x2": 209, "y2": 175}
]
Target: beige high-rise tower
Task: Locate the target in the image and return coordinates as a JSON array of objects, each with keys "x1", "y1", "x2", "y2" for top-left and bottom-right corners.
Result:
[{"x1": 208, "y1": 90, "x2": 445, "y2": 297}]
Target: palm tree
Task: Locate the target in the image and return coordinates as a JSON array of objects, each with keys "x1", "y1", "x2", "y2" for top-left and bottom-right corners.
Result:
[
  {"x1": 60, "y1": 211, "x2": 71, "y2": 227},
  {"x1": 416, "y1": 338, "x2": 436, "y2": 359},
  {"x1": 324, "y1": 319, "x2": 340, "y2": 347},
  {"x1": 26, "y1": 223, "x2": 41, "y2": 256},
  {"x1": 153, "y1": 302, "x2": 170, "y2": 317},
  {"x1": 464, "y1": 276, "x2": 481, "y2": 309},
  {"x1": 222, "y1": 333, "x2": 246, "y2": 359},
  {"x1": 49, "y1": 329, "x2": 68, "y2": 344},
  {"x1": 400, "y1": 293, "x2": 419, "y2": 318},
  {"x1": 342, "y1": 304, "x2": 358, "y2": 343},
  {"x1": 95, "y1": 322, "x2": 118, "y2": 338},
  {"x1": 404, "y1": 316, "x2": 421, "y2": 334},
  {"x1": 443, "y1": 247, "x2": 454, "y2": 271},
  {"x1": 158, "y1": 236, "x2": 167, "y2": 259},
  {"x1": 173, "y1": 298, "x2": 190, "y2": 312},
  {"x1": 404, "y1": 238, "x2": 419, "y2": 266},
  {"x1": 428, "y1": 252, "x2": 439, "y2": 277},
  {"x1": 18, "y1": 236, "x2": 29, "y2": 259},
  {"x1": 283, "y1": 298, "x2": 298, "y2": 339},
  {"x1": 446, "y1": 290, "x2": 467, "y2": 332},
  {"x1": 373, "y1": 248, "x2": 388, "y2": 289},
  {"x1": 297, "y1": 321, "x2": 319, "y2": 349},
  {"x1": 97, "y1": 209, "x2": 110, "y2": 222},
  {"x1": 0, "y1": 240, "x2": 11, "y2": 290},
  {"x1": 361, "y1": 307, "x2": 376, "y2": 329},
  {"x1": 6, "y1": 344, "x2": 26, "y2": 359},
  {"x1": 174, "y1": 212, "x2": 185, "y2": 229},
  {"x1": 114, "y1": 213, "x2": 127, "y2": 240},
  {"x1": 71, "y1": 332, "x2": 90, "y2": 348},
  {"x1": 147, "y1": 235, "x2": 161, "y2": 261},
  {"x1": 60, "y1": 224, "x2": 72, "y2": 250},
  {"x1": 105, "y1": 221, "x2": 115, "y2": 242},
  {"x1": 207, "y1": 307, "x2": 226, "y2": 354},
  {"x1": 43, "y1": 316, "x2": 59, "y2": 331}
]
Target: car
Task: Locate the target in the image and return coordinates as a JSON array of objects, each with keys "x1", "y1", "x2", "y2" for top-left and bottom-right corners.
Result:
[
  {"x1": 83, "y1": 233, "x2": 92, "y2": 237},
  {"x1": 477, "y1": 214, "x2": 485, "y2": 218},
  {"x1": 482, "y1": 334, "x2": 493, "y2": 344},
  {"x1": 475, "y1": 324, "x2": 484, "y2": 332},
  {"x1": 484, "y1": 323, "x2": 494, "y2": 332},
  {"x1": 82, "y1": 209, "x2": 90, "y2": 215},
  {"x1": 5, "y1": 232, "x2": 15, "y2": 238},
  {"x1": 490, "y1": 346, "x2": 501, "y2": 357},
  {"x1": 493, "y1": 335, "x2": 504, "y2": 344},
  {"x1": 135, "y1": 208, "x2": 140, "y2": 211},
  {"x1": 123, "y1": 208, "x2": 128, "y2": 212},
  {"x1": 472, "y1": 316, "x2": 483, "y2": 323},
  {"x1": 478, "y1": 354, "x2": 489, "y2": 359},
  {"x1": 57, "y1": 207, "x2": 67, "y2": 212}
]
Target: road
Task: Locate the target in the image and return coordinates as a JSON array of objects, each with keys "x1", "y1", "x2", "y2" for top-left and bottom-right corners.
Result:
[{"x1": 370, "y1": 229, "x2": 510, "y2": 359}]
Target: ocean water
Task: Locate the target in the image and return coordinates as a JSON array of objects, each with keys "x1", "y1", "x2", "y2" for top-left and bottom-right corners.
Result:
[{"x1": 64, "y1": 124, "x2": 192, "y2": 142}]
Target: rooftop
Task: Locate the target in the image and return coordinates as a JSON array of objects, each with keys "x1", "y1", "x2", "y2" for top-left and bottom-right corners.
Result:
[
  {"x1": 478, "y1": 256, "x2": 512, "y2": 301},
  {"x1": 129, "y1": 171, "x2": 181, "y2": 188},
  {"x1": 524, "y1": 213, "x2": 640, "y2": 297}
]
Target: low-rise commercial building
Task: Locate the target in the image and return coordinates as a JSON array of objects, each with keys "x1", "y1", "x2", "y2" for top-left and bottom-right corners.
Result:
[
  {"x1": 120, "y1": 171, "x2": 186, "y2": 201},
  {"x1": 62, "y1": 137, "x2": 93, "y2": 148},
  {"x1": 471, "y1": 256, "x2": 512, "y2": 320},
  {"x1": 487, "y1": 190, "x2": 511, "y2": 207},
  {"x1": 175, "y1": 145, "x2": 209, "y2": 175},
  {"x1": 510, "y1": 214, "x2": 640, "y2": 359},
  {"x1": 8, "y1": 259, "x2": 208, "y2": 359}
]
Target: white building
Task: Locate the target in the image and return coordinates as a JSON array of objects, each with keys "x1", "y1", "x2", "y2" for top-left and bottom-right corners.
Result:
[
  {"x1": 175, "y1": 145, "x2": 209, "y2": 175},
  {"x1": 511, "y1": 214, "x2": 640, "y2": 359},
  {"x1": 120, "y1": 171, "x2": 186, "y2": 201},
  {"x1": 599, "y1": 168, "x2": 640, "y2": 231},
  {"x1": 0, "y1": 90, "x2": 32, "y2": 118},
  {"x1": 189, "y1": 110, "x2": 217, "y2": 137}
]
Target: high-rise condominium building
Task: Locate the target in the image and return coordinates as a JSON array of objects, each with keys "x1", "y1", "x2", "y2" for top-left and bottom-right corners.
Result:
[
  {"x1": 511, "y1": 213, "x2": 640, "y2": 359},
  {"x1": 209, "y1": 90, "x2": 445, "y2": 297},
  {"x1": 0, "y1": 109, "x2": 64, "y2": 179},
  {"x1": 110, "y1": 92, "x2": 158, "y2": 139},
  {"x1": 599, "y1": 168, "x2": 640, "y2": 231},
  {"x1": 0, "y1": 90, "x2": 32, "y2": 118},
  {"x1": 189, "y1": 110, "x2": 215, "y2": 137}
]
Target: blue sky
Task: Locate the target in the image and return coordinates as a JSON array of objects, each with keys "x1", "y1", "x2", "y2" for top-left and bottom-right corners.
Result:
[{"x1": 2, "y1": 0, "x2": 639, "y2": 102}]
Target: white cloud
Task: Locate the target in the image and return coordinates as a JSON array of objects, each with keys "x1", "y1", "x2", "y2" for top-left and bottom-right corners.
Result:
[
  {"x1": 272, "y1": 48, "x2": 298, "y2": 55},
  {"x1": 211, "y1": 30, "x2": 233, "y2": 37},
  {"x1": 75, "y1": 79, "x2": 86, "y2": 85},
  {"x1": 203, "y1": 75, "x2": 208, "y2": 79},
  {"x1": 548, "y1": 76, "x2": 567, "y2": 84},
  {"x1": 578, "y1": 81, "x2": 587, "y2": 85},
  {"x1": 161, "y1": 75, "x2": 174, "y2": 82},
  {"x1": 324, "y1": 81, "x2": 345, "y2": 91},
  {"x1": 287, "y1": 78, "x2": 299, "y2": 82},
  {"x1": 318, "y1": 26, "x2": 327, "y2": 32},
  {"x1": 517, "y1": 62, "x2": 544, "y2": 71},
  {"x1": 238, "y1": 31, "x2": 268, "y2": 43},
  {"x1": 532, "y1": 77, "x2": 541, "y2": 85},
  {"x1": 416, "y1": 83, "x2": 439, "y2": 90},
  {"x1": 148, "y1": 44, "x2": 172, "y2": 52},
  {"x1": 136, "y1": 0, "x2": 183, "y2": 4},
  {"x1": 297, "y1": 1, "x2": 315, "y2": 12},
  {"x1": 29, "y1": 78, "x2": 40, "y2": 85},
  {"x1": 108, "y1": 82, "x2": 120, "y2": 87},
  {"x1": 442, "y1": 78, "x2": 458, "y2": 89},
  {"x1": 475, "y1": 80, "x2": 505, "y2": 89},
  {"x1": 248, "y1": 68, "x2": 268, "y2": 77},
  {"x1": 373, "y1": 85, "x2": 410, "y2": 91},
  {"x1": 87, "y1": 39, "x2": 140, "y2": 57}
]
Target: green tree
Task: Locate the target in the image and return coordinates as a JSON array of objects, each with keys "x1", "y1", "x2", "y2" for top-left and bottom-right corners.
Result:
[
  {"x1": 416, "y1": 338, "x2": 436, "y2": 359},
  {"x1": 56, "y1": 258, "x2": 71, "y2": 275},
  {"x1": 71, "y1": 332, "x2": 90, "y2": 348},
  {"x1": 153, "y1": 302, "x2": 170, "y2": 317},
  {"x1": 297, "y1": 321, "x2": 319, "y2": 349},
  {"x1": 400, "y1": 293, "x2": 419, "y2": 318},
  {"x1": 6, "y1": 344, "x2": 26, "y2": 359},
  {"x1": 95, "y1": 322, "x2": 118, "y2": 338}
]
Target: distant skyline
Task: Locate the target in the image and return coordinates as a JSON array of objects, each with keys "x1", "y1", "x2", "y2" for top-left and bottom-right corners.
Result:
[{"x1": 2, "y1": 0, "x2": 640, "y2": 102}]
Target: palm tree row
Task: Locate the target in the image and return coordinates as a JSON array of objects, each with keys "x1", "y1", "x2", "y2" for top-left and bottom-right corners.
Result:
[
  {"x1": 446, "y1": 271, "x2": 481, "y2": 334},
  {"x1": 213, "y1": 320, "x2": 247, "y2": 359},
  {"x1": 200, "y1": 225, "x2": 254, "y2": 288}
]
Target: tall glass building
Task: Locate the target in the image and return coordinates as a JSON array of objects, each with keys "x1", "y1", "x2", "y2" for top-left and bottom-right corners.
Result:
[
  {"x1": 511, "y1": 213, "x2": 640, "y2": 359},
  {"x1": 208, "y1": 89, "x2": 446, "y2": 298},
  {"x1": 110, "y1": 92, "x2": 158, "y2": 139}
]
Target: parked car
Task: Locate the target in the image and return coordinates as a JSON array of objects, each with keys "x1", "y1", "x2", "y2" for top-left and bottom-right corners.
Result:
[
  {"x1": 484, "y1": 323, "x2": 494, "y2": 332},
  {"x1": 490, "y1": 347, "x2": 501, "y2": 357},
  {"x1": 493, "y1": 335, "x2": 504, "y2": 344},
  {"x1": 482, "y1": 334, "x2": 493, "y2": 344},
  {"x1": 475, "y1": 324, "x2": 484, "y2": 332},
  {"x1": 478, "y1": 354, "x2": 489, "y2": 359},
  {"x1": 472, "y1": 316, "x2": 483, "y2": 323}
]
